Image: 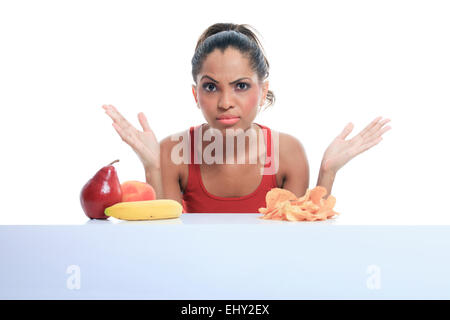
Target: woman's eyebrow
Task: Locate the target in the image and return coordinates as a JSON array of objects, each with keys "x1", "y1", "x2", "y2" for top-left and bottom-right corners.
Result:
[{"x1": 200, "y1": 75, "x2": 251, "y2": 84}]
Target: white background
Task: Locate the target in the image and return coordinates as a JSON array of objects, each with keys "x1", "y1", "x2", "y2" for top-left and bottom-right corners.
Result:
[{"x1": 0, "y1": 0, "x2": 448, "y2": 224}]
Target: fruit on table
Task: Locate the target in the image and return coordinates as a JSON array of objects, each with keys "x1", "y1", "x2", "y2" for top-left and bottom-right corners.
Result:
[
  {"x1": 105, "y1": 199, "x2": 182, "y2": 221},
  {"x1": 121, "y1": 180, "x2": 156, "y2": 202},
  {"x1": 258, "y1": 186, "x2": 339, "y2": 221},
  {"x1": 80, "y1": 159, "x2": 122, "y2": 219}
]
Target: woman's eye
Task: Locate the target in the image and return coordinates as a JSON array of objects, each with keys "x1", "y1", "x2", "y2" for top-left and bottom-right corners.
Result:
[
  {"x1": 203, "y1": 83, "x2": 216, "y2": 92},
  {"x1": 202, "y1": 82, "x2": 250, "y2": 92},
  {"x1": 237, "y1": 82, "x2": 249, "y2": 90}
]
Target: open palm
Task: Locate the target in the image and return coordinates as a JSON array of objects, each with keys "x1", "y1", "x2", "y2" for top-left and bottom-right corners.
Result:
[
  {"x1": 103, "y1": 104, "x2": 160, "y2": 169},
  {"x1": 322, "y1": 116, "x2": 391, "y2": 173}
]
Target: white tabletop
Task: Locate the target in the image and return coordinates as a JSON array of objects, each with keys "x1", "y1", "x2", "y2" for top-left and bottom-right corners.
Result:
[{"x1": 1, "y1": 214, "x2": 449, "y2": 299}]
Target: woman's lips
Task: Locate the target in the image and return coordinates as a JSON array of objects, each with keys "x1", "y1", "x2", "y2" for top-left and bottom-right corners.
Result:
[{"x1": 216, "y1": 117, "x2": 240, "y2": 125}]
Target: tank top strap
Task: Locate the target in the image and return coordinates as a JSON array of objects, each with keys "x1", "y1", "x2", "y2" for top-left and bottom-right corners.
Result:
[
  {"x1": 189, "y1": 125, "x2": 202, "y2": 165},
  {"x1": 189, "y1": 126, "x2": 194, "y2": 165},
  {"x1": 254, "y1": 123, "x2": 276, "y2": 173}
]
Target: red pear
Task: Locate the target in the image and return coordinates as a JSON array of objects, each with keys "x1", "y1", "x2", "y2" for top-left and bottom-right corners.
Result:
[{"x1": 80, "y1": 159, "x2": 122, "y2": 219}]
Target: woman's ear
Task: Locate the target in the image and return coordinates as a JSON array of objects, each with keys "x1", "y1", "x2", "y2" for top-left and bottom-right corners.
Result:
[
  {"x1": 260, "y1": 81, "x2": 269, "y2": 106},
  {"x1": 192, "y1": 84, "x2": 199, "y2": 107}
]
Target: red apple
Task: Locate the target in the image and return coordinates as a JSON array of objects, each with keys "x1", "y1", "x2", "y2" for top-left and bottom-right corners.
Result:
[
  {"x1": 121, "y1": 180, "x2": 156, "y2": 202},
  {"x1": 80, "y1": 159, "x2": 122, "y2": 219}
]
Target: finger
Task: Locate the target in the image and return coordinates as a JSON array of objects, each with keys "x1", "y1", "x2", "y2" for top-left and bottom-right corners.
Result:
[
  {"x1": 138, "y1": 112, "x2": 151, "y2": 132},
  {"x1": 366, "y1": 124, "x2": 392, "y2": 140},
  {"x1": 365, "y1": 118, "x2": 391, "y2": 140},
  {"x1": 104, "y1": 105, "x2": 126, "y2": 124},
  {"x1": 112, "y1": 122, "x2": 138, "y2": 150},
  {"x1": 338, "y1": 122, "x2": 354, "y2": 140},
  {"x1": 103, "y1": 104, "x2": 121, "y2": 123},
  {"x1": 355, "y1": 136, "x2": 383, "y2": 156},
  {"x1": 359, "y1": 116, "x2": 382, "y2": 138},
  {"x1": 104, "y1": 105, "x2": 133, "y2": 131}
]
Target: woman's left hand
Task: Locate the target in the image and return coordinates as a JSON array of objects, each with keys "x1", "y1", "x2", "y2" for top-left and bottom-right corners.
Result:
[{"x1": 321, "y1": 116, "x2": 391, "y2": 174}]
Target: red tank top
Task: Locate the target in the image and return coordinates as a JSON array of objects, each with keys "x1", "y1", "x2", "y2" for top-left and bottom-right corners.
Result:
[{"x1": 182, "y1": 123, "x2": 278, "y2": 213}]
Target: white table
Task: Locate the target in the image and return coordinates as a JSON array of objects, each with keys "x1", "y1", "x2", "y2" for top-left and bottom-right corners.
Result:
[{"x1": 1, "y1": 214, "x2": 449, "y2": 299}]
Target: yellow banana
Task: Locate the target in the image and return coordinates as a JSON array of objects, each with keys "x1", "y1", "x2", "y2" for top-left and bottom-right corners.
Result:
[{"x1": 104, "y1": 199, "x2": 182, "y2": 221}]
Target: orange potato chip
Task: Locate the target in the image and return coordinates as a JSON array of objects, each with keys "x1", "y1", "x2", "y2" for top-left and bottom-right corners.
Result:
[
  {"x1": 264, "y1": 207, "x2": 281, "y2": 219},
  {"x1": 259, "y1": 186, "x2": 339, "y2": 222},
  {"x1": 290, "y1": 189, "x2": 311, "y2": 206},
  {"x1": 309, "y1": 186, "x2": 327, "y2": 205},
  {"x1": 300, "y1": 201, "x2": 320, "y2": 213},
  {"x1": 265, "y1": 188, "x2": 298, "y2": 211},
  {"x1": 285, "y1": 205, "x2": 308, "y2": 221},
  {"x1": 325, "y1": 195, "x2": 337, "y2": 211}
]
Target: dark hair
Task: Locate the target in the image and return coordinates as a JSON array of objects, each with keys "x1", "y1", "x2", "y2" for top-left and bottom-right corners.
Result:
[{"x1": 191, "y1": 23, "x2": 275, "y2": 110}]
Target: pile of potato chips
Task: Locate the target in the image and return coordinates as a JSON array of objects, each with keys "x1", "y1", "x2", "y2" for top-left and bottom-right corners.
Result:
[{"x1": 259, "y1": 186, "x2": 339, "y2": 221}]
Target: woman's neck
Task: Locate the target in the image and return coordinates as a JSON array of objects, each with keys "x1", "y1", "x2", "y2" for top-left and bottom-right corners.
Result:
[{"x1": 197, "y1": 123, "x2": 265, "y2": 166}]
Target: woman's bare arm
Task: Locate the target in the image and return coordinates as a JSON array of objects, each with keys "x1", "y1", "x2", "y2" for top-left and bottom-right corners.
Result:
[
  {"x1": 145, "y1": 164, "x2": 164, "y2": 200},
  {"x1": 278, "y1": 133, "x2": 310, "y2": 198},
  {"x1": 159, "y1": 135, "x2": 184, "y2": 205}
]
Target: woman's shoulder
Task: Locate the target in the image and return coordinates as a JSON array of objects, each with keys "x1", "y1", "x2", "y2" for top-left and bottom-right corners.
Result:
[
  {"x1": 269, "y1": 129, "x2": 308, "y2": 190},
  {"x1": 160, "y1": 128, "x2": 190, "y2": 144},
  {"x1": 271, "y1": 128, "x2": 308, "y2": 171},
  {"x1": 266, "y1": 127, "x2": 305, "y2": 152},
  {"x1": 159, "y1": 128, "x2": 191, "y2": 165},
  {"x1": 159, "y1": 124, "x2": 203, "y2": 145}
]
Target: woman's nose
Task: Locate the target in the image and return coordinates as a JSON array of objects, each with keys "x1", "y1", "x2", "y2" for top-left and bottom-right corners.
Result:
[{"x1": 218, "y1": 89, "x2": 234, "y2": 110}]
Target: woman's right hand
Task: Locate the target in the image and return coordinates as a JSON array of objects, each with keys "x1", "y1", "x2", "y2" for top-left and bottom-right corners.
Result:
[{"x1": 102, "y1": 104, "x2": 160, "y2": 169}]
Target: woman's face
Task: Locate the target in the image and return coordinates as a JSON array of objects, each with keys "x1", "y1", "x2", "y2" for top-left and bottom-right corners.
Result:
[{"x1": 192, "y1": 47, "x2": 269, "y2": 133}]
